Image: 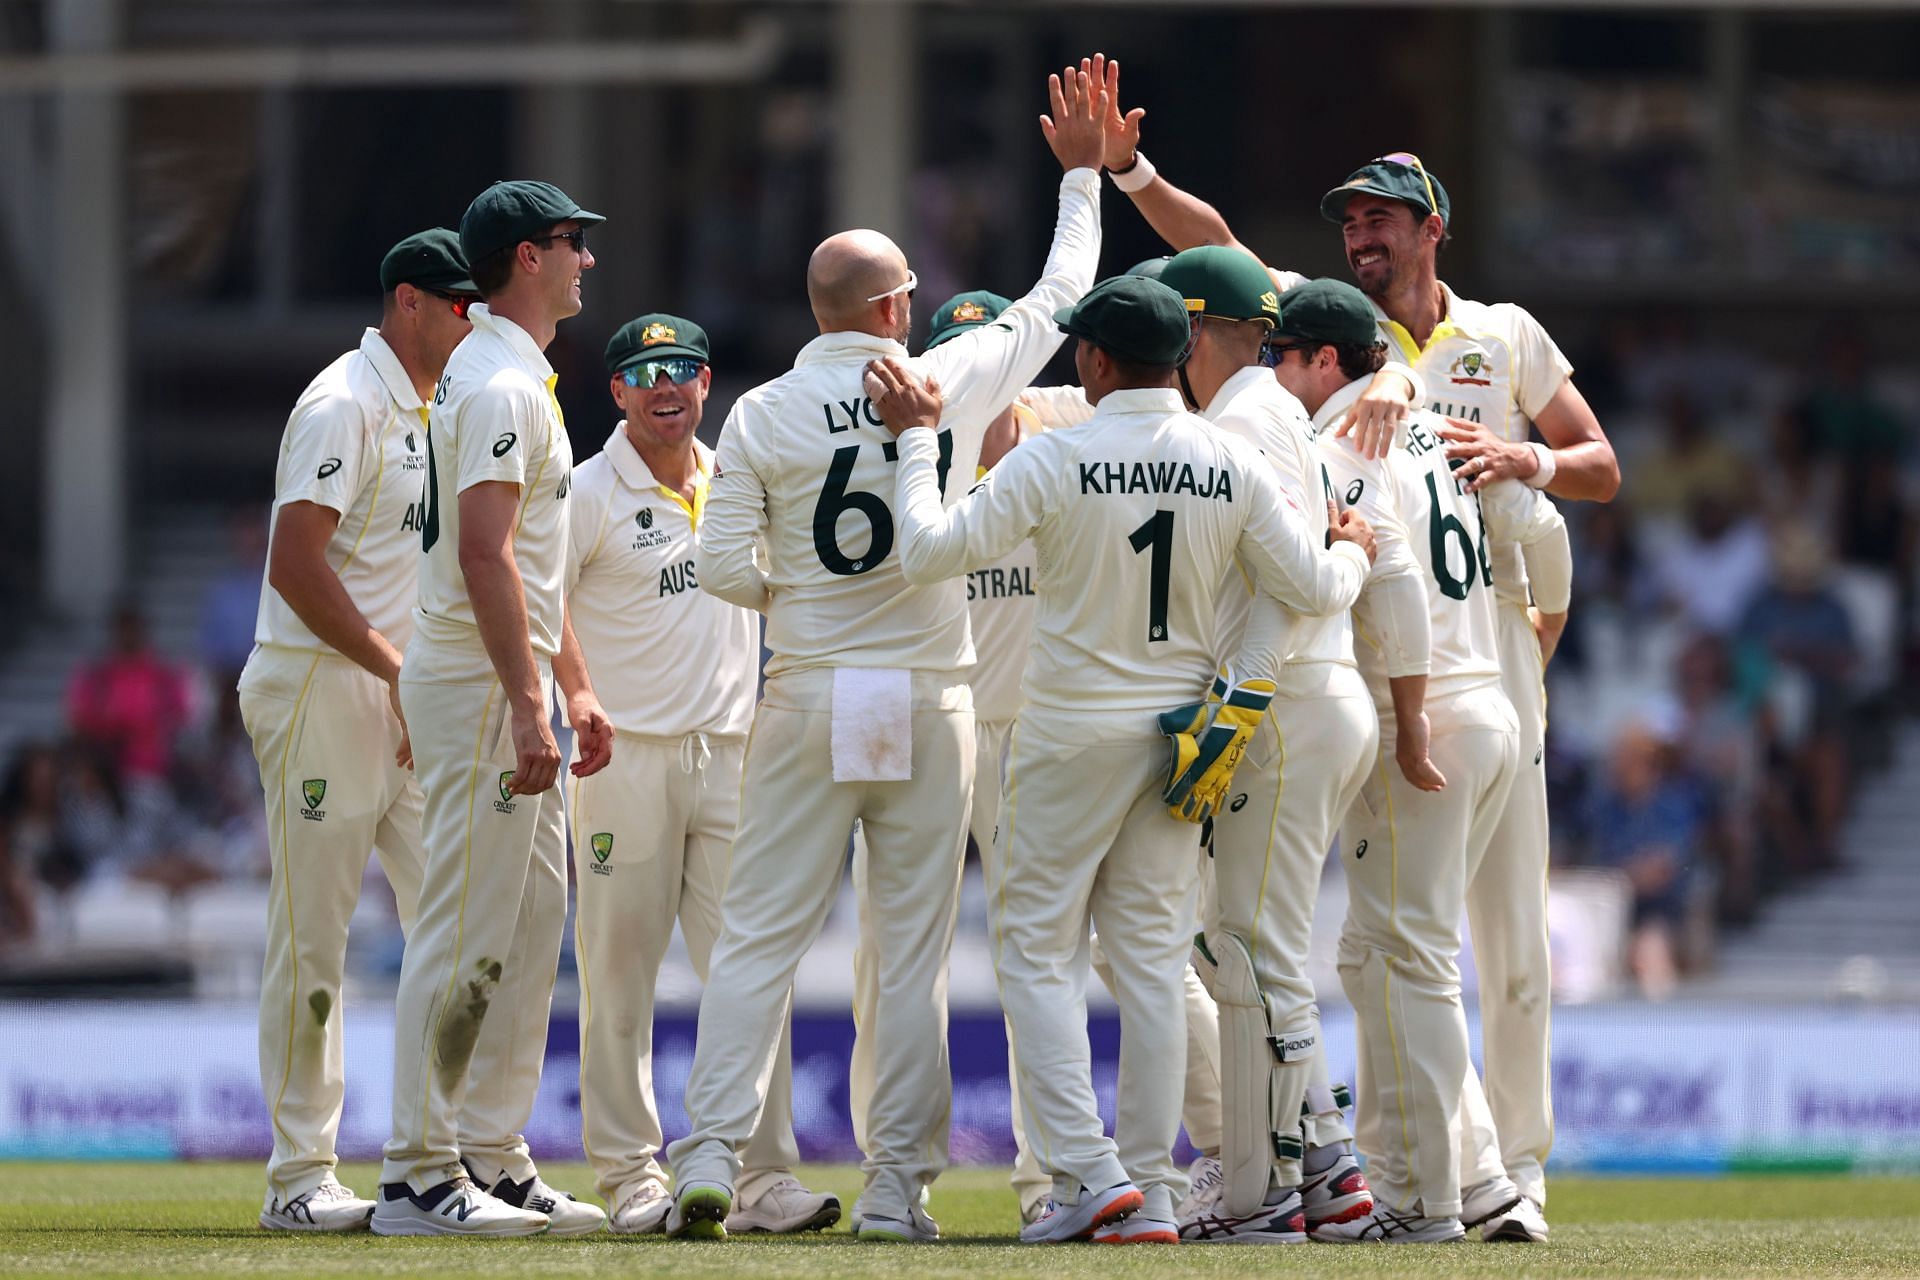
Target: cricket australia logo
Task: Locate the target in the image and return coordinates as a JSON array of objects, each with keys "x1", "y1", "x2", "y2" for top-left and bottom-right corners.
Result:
[
  {"x1": 950, "y1": 300, "x2": 989, "y2": 323},
  {"x1": 494, "y1": 772, "x2": 517, "y2": 814},
  {"x1": 1448, "y1": 350, "x2": 1492, "y2": 386},
  {"x1": 299, "y1": 778, "x2": 327, "y2": 822},
  {"x1": 588, "y1": 831, "x2": 613, "y2": 877}
]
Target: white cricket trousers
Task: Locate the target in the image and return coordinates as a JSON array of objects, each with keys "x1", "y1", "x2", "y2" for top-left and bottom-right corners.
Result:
[
  {"x1": 1339, "y1": 685, "x2": 1518, "y2": 1218},
  {"x1": 382, "y1": 663, "x2": 568, "y2": 1191},
  {"x1": 1459, "y1": 602, "x2": 1555, "y2": 1205},
  {"x1": 992, "y1": 708, "x2": 1202, "y2": 1221},
  {"x1": 1205, "y1": 661, "x2": 1376, "y2": 1187},
  {"x1": 241, "y1": 646, "x2": 425, "y2": 1200},
  {"x1": 570, "y1": 731, "x2": 801, "y2": 1206},
  {"x1": 667, "y1": 669, "x2": 973, "y2": 1225}
]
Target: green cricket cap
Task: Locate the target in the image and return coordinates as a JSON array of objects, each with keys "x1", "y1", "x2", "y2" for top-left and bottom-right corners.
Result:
[
  {"x1": 1157, "y1": 246, "x2": 1279, "y2": 326},
  {"x1": 379, "y1": 228, "x2": 477, "y2": 294},
  {"x1": 459, "y1": 179, "x2": 605, "y2": 265},
  {"x1": 925, "y1": 290, "x2": 1013, "y2": 350},
  {"x1": 1052, "y1": 275, "x2": 1191, "y2": 366},
  {"x1": 1271, "y1": 278, "x2": 1381, "y2": 348},
  {"x1": 1126, "y1": 255, "x2": 1172, "y2": 280},
  {"x1": 605, "y1": 313, "x2": 709, "y2": 373},
  {"x1": 1320, "y1": 155, "x2": 1451, "y2": 226}
]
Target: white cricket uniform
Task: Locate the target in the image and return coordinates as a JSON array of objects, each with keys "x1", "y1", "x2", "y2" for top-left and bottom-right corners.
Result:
[
  {"x1": 383, "y1": 303, "x2": 576, "y2": 1193},
  {"x1": 1374, "y1": 285, "x2": 1573, "y2": 1206},
  {"x1": 1316, "y1": 379, "x2": 1571, "y2": 1220},
  {"x1": 666, "y1": 167, "x2": 1103, "y2": 1226},
  {"x1": 564, "y1": 425, "x2": 803, "y2": 1208},
  {"x1": 240, "y1": 328, "x2": 431, "y2": 1202},
  {"x1": 1193, "y1": 365, "x2": 1388, "y2": 1209},
  {"x1": 890, "y1": 388, "x2": 1370, "y2": 1220}
]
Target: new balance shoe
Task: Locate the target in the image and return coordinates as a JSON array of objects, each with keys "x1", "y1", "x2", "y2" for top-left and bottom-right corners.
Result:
[
  {"x1": 1482, "y1": 1195, "x2": 1549, "y2": 1242},
  {"x1": 1311, "y1": 1204, "x2": 1464, "y2": 1244},
  {"x1": 1180, "y1": 1188, "x2": 1306, "y2": 1245},
  {"x1": 667, "y1": 1181, "x2": 732, "y2": 1239},
  {"x1": 726, "y1": 1177, "x2": 841, "y2": 1234},
  {"x1": 370, "y1": 1177, "x2": 549, "y2": 1237},
  {"x1": 1300, "y1": 1153, "x2": 1373, "y2": 1228},
  {"x1": 1173, "y1": 1154, "x2": 1223, "y2": 1221},
  {"x1": 1460, "y1": 1175, "x2": 1524, "y2": 1228},
  {"x1": 609, "y1": 1180, "x2": 672, "y2": 1234},
  {"x1": 856, "y1": 1204, "x2": 940, "y2": 1242},
  {"x1": 259, "y1": 1178, "x2": 375, "y2": 1231},
  {"x1": 1019, "y1": 1181, "x2": 1145, "y2": 1243},
  {"x1": 1092, "y1": 1214, "x2": 1179, "y2": 1244},
  {"x1": 474, "y1": 1167, "x2": 605, "y2": 1237}
]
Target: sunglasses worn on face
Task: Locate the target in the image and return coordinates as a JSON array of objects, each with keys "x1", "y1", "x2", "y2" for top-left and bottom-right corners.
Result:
[
  {"x1": 1259, "y1": 339, "x2": 1318, "y2": 368},
  {"x1": 1375, "y1": 151, "x2": 1439, "y2": 219},
  {"x1": 534, "y1": 227, "x2": 589, "y2": 254},
  {"x1": 866, "y1": 270, "x2": 918, "y2": 303},
  {"x1": 422, "y1": 288, "x2": 479, "y2": 319},
  {"x1": 623, "y1": 358, "x2": 705, "y2": 389}
]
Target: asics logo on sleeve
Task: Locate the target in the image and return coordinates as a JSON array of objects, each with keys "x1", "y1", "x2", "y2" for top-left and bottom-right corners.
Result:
[
  {"x1": 493, "y1": 432, "x2": 516, "y2": 457},
  {"x1": 317, "y1": 458, "x2": 342, "y2": 478}
]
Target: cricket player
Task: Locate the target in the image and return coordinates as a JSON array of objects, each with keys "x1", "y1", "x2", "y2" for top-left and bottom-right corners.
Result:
[
  {"x1": 373, "y1": 181, "x2": 614, "y2": 1238},
  {"x1": 1260, "y1": 279, "x2": 1571, "y2": 1243},
  {"x1": 866, "y1": 273, "x2": 1378, "y2": 1244},
  {"x1": 1096, "y1": 63, "x2": 1616, "y2": 1240},
  {"x1": 242, "y1": 229, "x2": 477, "y2": 1231},
  {"x1": 566, "y1": 313, "x2": 834, "y2": 1236},
  {"x1": 664, "y1": 65, "x2": 1108, "y2": 1243}
]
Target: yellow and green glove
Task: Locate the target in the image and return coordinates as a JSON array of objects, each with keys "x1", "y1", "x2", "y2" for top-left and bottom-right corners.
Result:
[{"x1": 1158, "y1": 667, "x2": 1277, "y2": 824}]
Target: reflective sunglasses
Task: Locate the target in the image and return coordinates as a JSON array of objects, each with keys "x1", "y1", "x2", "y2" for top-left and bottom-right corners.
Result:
[
  {"x1": 866, "y1": 269, "x2": 918, "y2": 303},
  {"x1": 1259, "y1": 338, "x2": 1318, "y2": 368},
  {"x1": 1375, "y1": 151, "x2": 1439, "y2": 218},
  {"x1": 623, "y1": 357, "x2": 706, "y2": 389},
  {"x1": 534, "y1": 227, "x2": 589, "y2": 254},
  {"x1": 421, "y1": 287, "x2": 479, "y2": 320}
]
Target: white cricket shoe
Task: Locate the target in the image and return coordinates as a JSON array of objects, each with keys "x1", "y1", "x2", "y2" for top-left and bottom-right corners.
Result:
[
  {"x1": 1460, "y1": 1174, "x2": 1524, "y2": 1227},
  {"x1": 1311, "y1": 1203, "x2": 1464, "y2": 1244},
  {"x1": 726, "y1": 1177, "x2": 841, "y2": 1234},
  {"x1": 1018, "y1": 1181, "x2": 1144, "y2": 1243},
  {"x1": 667, "y1": 1181, "x2": 732, "y2": 1239},
  {"x1": 609, "y1": 1181, "x2": 672, "y2": 1234},
  {"x1": 1179, "y1": 1187, "x2": 1306, "y2": 1245},
  {"x1": 370, "y1": 1177, "x2": 549, "y2": 1237},
  {"x1": 1092, "y1": 1214, "x2": 1180, "y2": 1244},
  {"x1": 259, "y1": 1178, "x2": 375, "y2": 1231},
  {"x1": 1300, "y1": 1153, "x2": 1374, "y2": 1229},
  {"x1": 476, "y1": 1168, "x2": 605, "y2": 1237},
  {"x1": 856, "y1": 1203, "x2": 940, "y2": 1242},
  {"x1": 1172, "y1": 1154, "x2": 1223, "y2": 1221},
  {"x1": 1482, "y1": 1194, "x2": 1549, "y2": 1242}
]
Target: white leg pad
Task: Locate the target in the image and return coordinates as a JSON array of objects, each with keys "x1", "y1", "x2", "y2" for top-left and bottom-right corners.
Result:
[{"x1": 1208, "y1": 932, "x2": 1314, "y2": 1217}]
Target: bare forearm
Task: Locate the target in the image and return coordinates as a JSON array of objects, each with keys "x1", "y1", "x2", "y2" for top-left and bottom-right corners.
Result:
[
  {"x1": 461, "y1": 551, "x2": 542, "y2": 712},
  {"x1": 1544, "y1": 439, "x2": 1621, "y2": 503},
  {"x1": 553, "y1": 608, "x2": 595, "y2": 702},
  {"x1": 1388, "y1": 674, "x2": 1428, "y2": 734},
  {"x1": 1126, "y1": 175, "x2": 1245, "y2": 255},
  {"x1": 270, "y1": 557, "x2": 403, "y2": 683}
]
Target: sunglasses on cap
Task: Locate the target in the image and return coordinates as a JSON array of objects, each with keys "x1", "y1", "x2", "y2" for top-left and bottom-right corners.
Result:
[
  {"x1": 1374, "y1": 151, "x2": 1439, "y2": 218},
  {"x1": 421, "y1": 287, "x2": 480, "y2": 320},
  {"x1": 622, "y1": 358, "x2": 706, "y2": 389},
  {"x1": 866, "y1": 270, "x2": 917, "y2": 304}
]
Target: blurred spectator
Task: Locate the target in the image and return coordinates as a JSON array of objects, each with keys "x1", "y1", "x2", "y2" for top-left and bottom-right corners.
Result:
[
  {"x1": 198, "y1": 508, "x2": 267, "y2": 733},
  {"x1": 1798, "y1": 328, "x2": 1905, "y2": 465},
  {"x1": 1582, "y1": 713, "x2": 1707, "y2": 1001},
  {"x1": 1, "y1": 743, "x2": 96, "y2": 901},
  {"x1": 0, "y1": 826, "x2": 34, "y2": 948},
  {"x1": 1650, "y1": 488, "x2": 1771, "y2": 636},
  {"x1": 1672, "y1": 635, "x2": 1760, "y2": 923},
  {"x1": 1631, "y1": 392, "x2": 1748, "y2": 522},
  {"x1": 66, "y1": 603, "x2": 192, "y2": 785}
]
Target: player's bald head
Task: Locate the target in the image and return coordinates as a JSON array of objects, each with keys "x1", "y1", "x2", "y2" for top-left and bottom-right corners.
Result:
[{"x1": 808, "y1": 229, "x2": 910, "y2": 332}]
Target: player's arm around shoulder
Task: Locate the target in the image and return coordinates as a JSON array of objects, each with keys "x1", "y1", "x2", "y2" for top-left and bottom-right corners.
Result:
[{"x1": 696, "y1": 397, "x2": 773, "y2": 612}]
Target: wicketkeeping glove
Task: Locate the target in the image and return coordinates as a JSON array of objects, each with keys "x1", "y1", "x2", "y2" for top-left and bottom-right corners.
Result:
[{"x1": 1158, "y1": 667, "x2": 1277, "y2": 824}]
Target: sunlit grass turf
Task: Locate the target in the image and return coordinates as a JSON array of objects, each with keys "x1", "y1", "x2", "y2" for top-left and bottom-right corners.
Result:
[{"x1": 3, "y1": 1162, "x2": 1919, "y2": 1278}]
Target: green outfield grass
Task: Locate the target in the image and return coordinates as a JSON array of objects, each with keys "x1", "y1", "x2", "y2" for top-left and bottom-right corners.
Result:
[{"x1": 3, "y1": 1163, "x2": 1918, "y2": 1279}]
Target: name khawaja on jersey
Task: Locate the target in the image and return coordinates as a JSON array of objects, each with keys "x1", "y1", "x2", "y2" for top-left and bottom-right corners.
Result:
[{"x1": 1076, "y1": 459, "x2": 1234, "y2": 501}]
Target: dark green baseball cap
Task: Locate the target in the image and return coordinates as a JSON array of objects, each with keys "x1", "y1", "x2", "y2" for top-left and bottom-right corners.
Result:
[
  {"x1": 925, "y1": 291, "x2": 1013, "y2": 350},
  {"x1": 1053, "y1": 275, "x2": 1191, "y2": 366},
  {"x1": 1320, "y1": 154, "x2": 1451, "y2": 226},
  {"x1": 605, "y1": 313, "x2": 709, "y2": 373},
  {"x1": 1271, "y1": 278, "x2": 1381, "y2": 348},
  {"x1": 459, "y1": 179, "x2": 605, "y2": 265},
  {"x1": 1157, "y1": 246, "x2": 1279, "y2": 326},
  {"x1": 1126, "y1": 255, "x2": 1172, "y2": 280},
  {"x1": 379, "y1": 228, "x2": 477, "y2": 294}
]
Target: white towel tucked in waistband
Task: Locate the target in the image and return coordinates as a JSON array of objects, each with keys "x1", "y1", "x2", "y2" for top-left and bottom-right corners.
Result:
[{"x1": 831, "y1": 667, "x2": 912, "y2": 782}]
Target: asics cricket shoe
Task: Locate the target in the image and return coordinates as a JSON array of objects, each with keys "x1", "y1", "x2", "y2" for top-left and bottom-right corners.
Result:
[
  {"x1": 667, "y1": 1181, "x2": 732, "y2": 1239},
  {"x1": 1311, "y1": 1203, "x2": 1464, "y2": 1244},
  {"x1": 1300, "y1": 1153, "x2": 1373, "y2": 1228},
  {"x1": 726, "y1": 1177, "x2": 841, "y2": 1234},
  {"x1": 1460, "y1": 1175, "x2": 1525, "y2": 1228},
  {"x1": 259, "y1": 1178, "x2": 374, "y2": 1231},
  {"x1": 370, "y1": 1176, "x2": 548, "y2": 1237},
  {"x1": 1173, "y1": 1154, "x2": 1223, "y2": 1221},
  {"x1": 609, "y1": 1180, "x2": 672, "y2": 1234},
  {"x1": 1018, "y1": 1181, "x2": 1145, "y2": 1243},
  {"x1": 1179, "y1": 1187, "x2": 1306, "y2": 1245},
  {"x1": 1482, "y1": 1194, "x2": 1549, "y2": 1242},
  {"x1": 471, "y1": 1165, "x2": 605, "y2": 1237},
  {"x1": 856, "y1": 1204, "x2": 940, "y2": 1242}
]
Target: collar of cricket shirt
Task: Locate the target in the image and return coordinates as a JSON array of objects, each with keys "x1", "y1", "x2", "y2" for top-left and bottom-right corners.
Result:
[
  {"x1": 359, "y1": 327, "x2": 425, "y2": 414},
  {"x1": 793, "y1": 330, "x2": 909, "y2": 368},
  {"x1": 1094, "y1": 387, "x2": 1186, "y2": 418},
  {"x1": 604, "y1": 423, "x2": 712, "y2": 514},
  {"x1": 1370, "y1": 280, "x2": 1463, "y2": 366},
  {"x1": 1201, "y1": 363, "x2": 1284, "y2": 423},
  {"x1": 466, "y1": 303, "x2": 556, "y2": 383}
]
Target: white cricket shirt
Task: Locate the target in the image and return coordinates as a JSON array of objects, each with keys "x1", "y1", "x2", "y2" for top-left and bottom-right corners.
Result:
[
  {"x1": 255, "y1": 328, "x2": 429, "y2": 652},
  {"x1": 567, "y1": 427, "x2": 758, "y2": 739}
]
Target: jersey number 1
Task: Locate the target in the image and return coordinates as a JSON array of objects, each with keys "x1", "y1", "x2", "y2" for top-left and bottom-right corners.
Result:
[{"x1": 1128, "y1": 509, "x2": 1174, "y2": 642}]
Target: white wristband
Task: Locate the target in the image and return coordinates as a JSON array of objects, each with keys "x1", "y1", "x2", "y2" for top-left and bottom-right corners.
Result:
[
  {"x1": 1524, "y1": 441, "x2": 1557, "y2": 489},
  {"x1": 1110, "y1": 150, "x2": 1157, "y2": 193}
]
